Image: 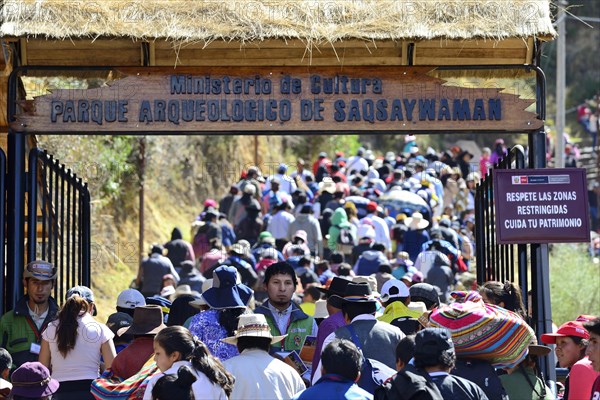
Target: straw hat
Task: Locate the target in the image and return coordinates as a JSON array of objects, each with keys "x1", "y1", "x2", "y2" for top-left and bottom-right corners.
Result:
[
  {"x1": 221, "y1": 314, "x2": 286, "y2": 345},
  {"x1": 405, "y1": 212, "x2": 429, "y2": 230},
  {"x1": 318, "y1": 177, "x2": 336, "y2": 194}
]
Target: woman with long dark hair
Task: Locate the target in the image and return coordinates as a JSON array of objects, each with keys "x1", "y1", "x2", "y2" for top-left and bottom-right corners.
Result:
[
  {"x1": 143, "y1": 326, "x2": 234, "y2": 400},
  {"x1": 39, "y1": 286, "x2": 116, "y2": 400},
  {"x1": 480, "y1": 280, "x2": 527, "y2": 320}
]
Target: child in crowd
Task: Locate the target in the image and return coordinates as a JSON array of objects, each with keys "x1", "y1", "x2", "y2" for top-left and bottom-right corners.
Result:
[
  {"x1": 0, "y1": 348, "x2": 12, "y2": 399},
  {"x1": 144, "y1": 326, "x2": 234, "y2": 400},
  {"x1": 151, "y1": 365, "x2": 196, "y2": 400}
]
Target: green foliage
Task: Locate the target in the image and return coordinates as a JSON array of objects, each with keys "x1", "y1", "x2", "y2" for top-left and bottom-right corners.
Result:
[
  {"x1": 549, "y1": 243, "x2": 600, "y2": 325},
  {"x1": 542, "y1": 1, "x2": 600, "y2": 143}
]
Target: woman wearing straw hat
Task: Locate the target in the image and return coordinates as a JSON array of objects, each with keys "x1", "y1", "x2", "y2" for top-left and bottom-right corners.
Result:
[
  {"x1": 402, "y1": 212, "x2": 430, "y2": 262},
  {"x1": 188, "y1": 266, "x2": 252, "y2": 361},
  {"x1": 222, "y1": 314, "x2": 305, "y2": 399},
  {"x1": 499, "y1": 341, "x2": 554, "y2": 400}
]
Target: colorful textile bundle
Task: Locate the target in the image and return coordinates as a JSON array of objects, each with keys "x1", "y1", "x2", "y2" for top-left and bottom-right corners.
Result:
[
  {"x1": 91, "y1": 359, "x2": 159, "y2": 400},
  {"x1": 429, "y1": 291, "x2": 534, "y2": 369}
]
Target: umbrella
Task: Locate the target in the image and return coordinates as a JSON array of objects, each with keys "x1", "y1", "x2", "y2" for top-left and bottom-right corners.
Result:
[
  {"x1": 378, "y1": 189, "x2": 432, "y2": 220},
  {"x1": 344, "y1": 195, "x2": 371, "y2": 218}
]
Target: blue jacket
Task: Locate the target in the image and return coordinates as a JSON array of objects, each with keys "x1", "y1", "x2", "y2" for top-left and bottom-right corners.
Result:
[{"x1": 293, "y1": 374, "x2": 372, "y2": 400}]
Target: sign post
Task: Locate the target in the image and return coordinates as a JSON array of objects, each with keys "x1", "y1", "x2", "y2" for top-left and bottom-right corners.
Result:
[
  {"x1": 493, "y1": 168, "x2": 590, "y2": 244},
  {"x1": 13, "y1": 67, "x2": 542, "y2": 134}
]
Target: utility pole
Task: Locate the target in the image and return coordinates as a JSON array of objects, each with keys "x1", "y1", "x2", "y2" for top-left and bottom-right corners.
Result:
[
  {"x1": 555, "y1": 0, "x2": 567, "y2": 168},
  {"x1": 136, "y1": 136, "x2": 146, "y2": 288}
]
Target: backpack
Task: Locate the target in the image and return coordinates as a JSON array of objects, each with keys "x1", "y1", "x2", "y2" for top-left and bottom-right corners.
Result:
[
  {"x1": 336, "y1": 225, "x2": 356, "y2": 245},
  {"x1": 345, "y1": 325, "x2": 396, "y2": 394}
]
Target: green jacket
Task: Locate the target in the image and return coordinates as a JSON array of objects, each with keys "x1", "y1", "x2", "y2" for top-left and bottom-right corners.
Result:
[
  {"x1": 327, "y1": 208, "x2": 356, "y2": 251},
  {"x1": 255, "y1": 302, "x2": 315, "y2": 352},
  {"x1": 0, "y1": 295, "x2": 59, "y2": 368}
]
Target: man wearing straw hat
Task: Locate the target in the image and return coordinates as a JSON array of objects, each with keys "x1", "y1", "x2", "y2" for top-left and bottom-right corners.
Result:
[{"x1": 222, "y1": 314, "x2": 305, "y2": 399}]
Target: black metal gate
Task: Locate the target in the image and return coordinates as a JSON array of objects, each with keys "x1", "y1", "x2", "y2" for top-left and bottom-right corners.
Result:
[
  {"x1": 0, "y1": 149, "x2": 6, "y2": 313},
  {"x1": 475, "y1": 145, "x2": 528, "y2": 305},
  {"x1": 26, "y1": 148, "x2": 91, "y2": 303},
  {"x1": 474, "y1": 144, "x2": 556, "y2": 385}
]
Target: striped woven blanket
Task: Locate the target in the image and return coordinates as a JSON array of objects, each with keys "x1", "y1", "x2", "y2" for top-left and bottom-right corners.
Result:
[
  {"x1": 428, "y1": 292, "x2": 534, "y2": 369},
  {"x1": 91, "y1": 359, "x2": 159, "y2": 400}
]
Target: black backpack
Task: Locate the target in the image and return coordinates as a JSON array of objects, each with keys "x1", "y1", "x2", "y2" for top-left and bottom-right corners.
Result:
[{"x1": 336, "y1": 225, "x2": 356, "y2": 245}]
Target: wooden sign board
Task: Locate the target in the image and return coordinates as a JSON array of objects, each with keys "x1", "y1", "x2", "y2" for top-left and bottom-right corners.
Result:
[{"x1": 13, "y1": 67, "x2": 543, "y2": 133}]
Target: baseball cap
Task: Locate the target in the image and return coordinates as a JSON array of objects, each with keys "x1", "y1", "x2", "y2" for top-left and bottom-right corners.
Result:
[
  {"x1": 66, "y1": 285, "x2": 96, "y2": 316},
  {"x1": 23, "y1": 260, "x2": 56, "y2": 280},
  {"x1": 541, "y1": 320, "x2": 590, "y2": 344},
  {"x1": 106, "y1": 312, "x2": 134, "y2": 337},
  {"x1": 414, "y1": 328, "x2": 455, "y2": 359},
  {"x1": 380, "y1": 279, "x2": 410, "y2": 302},
  {"x1": 410, "y1": 283, "x2": 441, "y2": 308},
  {"x1": 66, "y1": 286, "x2": 94, "y2": 303},
  {"x1": 117, "y1": 289, "x2": 146, "y2": 309}
]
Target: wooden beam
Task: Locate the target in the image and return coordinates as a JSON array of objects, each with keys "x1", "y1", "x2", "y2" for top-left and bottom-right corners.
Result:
[
  {"x1": 19, "y1": 38, "x2": 27, "y2": 66},
  {"x1": 149, "y1": 41, "x2": 156, "y2": 66},
  {"x1": 525, "y1": 37, "x2": 534, "y2": 64}
]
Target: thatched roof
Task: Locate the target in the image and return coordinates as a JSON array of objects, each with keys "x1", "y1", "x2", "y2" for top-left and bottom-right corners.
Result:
[{"x1": 1, "y1": 0, "x2": 556, "y2": 43}]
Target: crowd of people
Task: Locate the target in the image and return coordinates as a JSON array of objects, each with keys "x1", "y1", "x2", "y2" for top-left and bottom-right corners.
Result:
[{"x1": 0, "y1": 140, "x2": 598, "y2": 400}]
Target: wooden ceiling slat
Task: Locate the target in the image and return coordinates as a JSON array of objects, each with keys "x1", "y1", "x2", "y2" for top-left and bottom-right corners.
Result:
[
  {"x1": 416, "y1": 48, "x2": 527, "y2": 58},
  {"x1": 415, "y1": 57, "x2": 526, "y2": 65},
  {"x1": 154, "y1": 57, "x2": 405, "y2": 67},
  {"x1": 415, "y1": 38, "x2": 528, "y2": 49}
]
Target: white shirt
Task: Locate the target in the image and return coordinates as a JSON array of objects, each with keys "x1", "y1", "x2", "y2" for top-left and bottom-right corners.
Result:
[
  {"x1": 42, "y1": 313, "x2": 114, "y2": 382},
  {"x1": 268, "y1": 210, "x2": 295, "y2": 239},
  {"x1": 143, "y1": 360, "x2": 227, "y2": 400},
  {"x1": 264, "y1": 174, "x2": 297, "y2": 195},
  {"x1": 224, "y1": 349, "x2": 305, "y2": 400},
  {"x1": 27, "y1": 303, "x2": 49, "y2": 331},
  {"x1": 346, "y1": 156, "x2": 368, "y2": 174},
  {"x1": 267, "y1": 302, "x2": 293, "y2": 337},
  {"x1": 362, "y1": 214, "x2": 392, "y2": 250}
]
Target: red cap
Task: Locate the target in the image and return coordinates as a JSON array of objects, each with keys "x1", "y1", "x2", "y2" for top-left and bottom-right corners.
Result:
[
  {"x1": 540, "y1": 321, "x2": 590, "y2": 344},
  {"x1": 366, "y1": 201, "x2": 378, "y2": 212},
  {"x1": 204, "y1": 199, "x2": 217, "y2": 208},
  {"x1": 576, "y1": 315, "x2": 596, "y2": 322}
]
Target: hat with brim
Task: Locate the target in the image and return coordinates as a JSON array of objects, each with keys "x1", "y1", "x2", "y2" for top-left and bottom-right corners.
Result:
[
  {"x1": 189, "y1": 279, "x2": 213, "y2": 309},
  {"x1": 528, "y1": 344, "x2": 551, "y2": 357},
  {"x1": 541, "y1": 320, "x2": 590, "y2": 344},
  {"x1": 23, "y1": 260, "x2": 57, "y2": 281},
  {"x1": 319, "y1": 178, "x2": 336, "y2": 194},
  {"x1": 117, "y1": 305, "x2": 166, "y2": 336},
  {"x1": 405, "y1": 212, "x2": 429, "y2": 230},
  {"x1": 10, "y1": 362, "x2": 60, "y2": 398},
  {"x1": 330, "y1": 282, "x2": 378, "y2": 307},
  {"x1": 318, "y1": 277, "x2": 352, "y2": 309},
  {"x1": 201, "y1": 266, "x2": 253, "y2": 309},
  {"x1": 221, "y1": 314, "x2": 286, "y2": 345}
]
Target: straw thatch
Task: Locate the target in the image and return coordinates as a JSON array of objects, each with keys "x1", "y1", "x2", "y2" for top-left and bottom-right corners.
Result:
[{"x1": 1, "y1": 0, "x2": 556, "y2": 44}]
